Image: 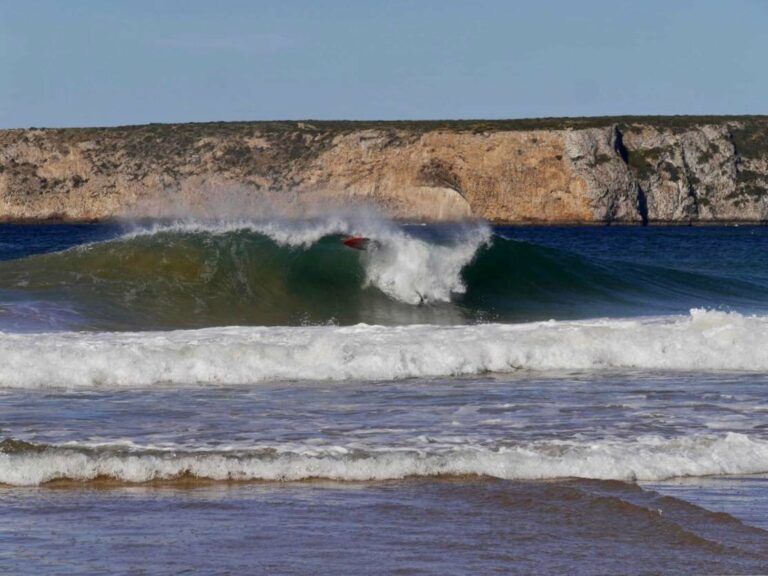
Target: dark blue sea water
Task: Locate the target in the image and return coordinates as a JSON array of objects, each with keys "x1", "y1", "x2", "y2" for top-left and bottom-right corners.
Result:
[{"x1": 2, "y1": 219, "x2": 768, "y2": 574}]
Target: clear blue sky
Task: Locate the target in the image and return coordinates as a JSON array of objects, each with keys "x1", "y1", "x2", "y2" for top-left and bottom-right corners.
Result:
[{"x1": 1, "y1": 0, "x2": 766, "y2": 127}]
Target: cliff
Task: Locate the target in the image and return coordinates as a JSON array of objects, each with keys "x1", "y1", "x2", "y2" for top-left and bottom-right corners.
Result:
[{"x1": 1, "y1": 116, "x2": 767, "y2": 223}]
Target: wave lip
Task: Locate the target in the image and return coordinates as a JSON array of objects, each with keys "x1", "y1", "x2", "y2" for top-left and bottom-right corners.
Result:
[
  {"x1": 2, "y1": 433, "x2": 767, "y2": 486},
  {"x1": 0, "y1": 309, "x2": 766, "y2": 389},
  {"x1": 119, "y1": 218, "x2": 492, "y2": 305}
]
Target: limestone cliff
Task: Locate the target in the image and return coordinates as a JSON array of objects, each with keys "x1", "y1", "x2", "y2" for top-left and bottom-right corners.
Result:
[{"x1": 1, "y1": 117, "x2": 767, "y2": 223}]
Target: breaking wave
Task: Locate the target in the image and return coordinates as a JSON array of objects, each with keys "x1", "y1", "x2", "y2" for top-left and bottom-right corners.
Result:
[
  {"x1": 0, "y1": 309, "x2": 766, "y2": 389},
  {"x1": 0, "y1": 218, "x2": 491, "y2": 329},
  {"x1": 0, "y1": 216, "x2": 764, "y2": 330},
  {"x1": 2, "y1": 432, "x2": 766, "y2": 486}
]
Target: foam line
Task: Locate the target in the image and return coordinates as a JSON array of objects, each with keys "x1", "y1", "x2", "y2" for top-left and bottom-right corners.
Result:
[
  {"x1": 0, "y1": 309, "x2": 766, "y2": 389},
  {"x1": 2, "y1": 432, "x2": 766, "y2": 485}
]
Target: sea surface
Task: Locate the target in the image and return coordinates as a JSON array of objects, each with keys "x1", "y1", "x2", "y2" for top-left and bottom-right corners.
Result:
[{"x1": 2, "y1": 216, "x2": 768, "y2": 574}]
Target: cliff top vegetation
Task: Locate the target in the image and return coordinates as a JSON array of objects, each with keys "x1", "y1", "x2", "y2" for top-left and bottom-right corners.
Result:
[{"x1": 5, "y1": 115, "x2": 768, "y2": 139}]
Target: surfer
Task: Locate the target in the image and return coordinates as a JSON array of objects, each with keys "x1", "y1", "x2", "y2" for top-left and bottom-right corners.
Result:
[{"x1": 342, "y1": 236, "x2": 371, "y2": 250}]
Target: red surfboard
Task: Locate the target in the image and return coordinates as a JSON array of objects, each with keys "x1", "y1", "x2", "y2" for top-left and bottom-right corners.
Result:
[{"x1": 342, "y1": 236, "x2": 370, "y2": 250}]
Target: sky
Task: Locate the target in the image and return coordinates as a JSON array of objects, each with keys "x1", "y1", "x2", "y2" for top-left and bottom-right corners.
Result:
[{"x1": 1, "y1": 0, "x2": 766, "y2": 127}]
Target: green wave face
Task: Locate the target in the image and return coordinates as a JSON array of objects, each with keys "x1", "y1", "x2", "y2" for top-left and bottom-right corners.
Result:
[
  {"x1": 463, "y1": 235, "x2": 768, "y2": 320},
  {"x1": 0, "y1": 230, "x2": 474, "y2": 329},
  {"x1": 0, "y1": 227, "x2": 765, "y2": 331}
]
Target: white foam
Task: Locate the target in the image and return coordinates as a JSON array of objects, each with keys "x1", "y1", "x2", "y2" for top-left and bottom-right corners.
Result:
[
  {"x1": 120, "y1": 214, "x2": 381, "y2": 248},
  {"x1": 0, "y1": 309, "x2": 767, "y2": 389},
  {"x1": 2, "y1": 432, "x2": 767, "y2": 485},
  {"x1": 362, "y1": 227, "x2": 488, "y2": 303}
]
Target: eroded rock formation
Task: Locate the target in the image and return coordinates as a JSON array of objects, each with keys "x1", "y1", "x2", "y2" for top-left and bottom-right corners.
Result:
[{"x1": 1, "y1": 117, "x2": 766, "y2": 223}]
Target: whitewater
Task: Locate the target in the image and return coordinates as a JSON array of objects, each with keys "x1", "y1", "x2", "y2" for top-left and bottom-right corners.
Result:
[
  {"x1": 0, "y1": 309, "x2": 766, "y2": 389},
  {"x1": 3, "y1": 432, "x2": 767, "y2": 485}
]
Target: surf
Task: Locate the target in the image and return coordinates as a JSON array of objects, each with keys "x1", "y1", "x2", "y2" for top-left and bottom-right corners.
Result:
[
  {"x1": 2, "y1": 431, "x2": 767, "y2": 485},
  {"x1": 0, "y1": 309, "x2": 766, "y2": 389},
  {"x1": 1, "y1": 217, "x2": 767, "y2": 331},
  {"x1": 0, "y1": 218, "x2": 490, "y2": 329}
]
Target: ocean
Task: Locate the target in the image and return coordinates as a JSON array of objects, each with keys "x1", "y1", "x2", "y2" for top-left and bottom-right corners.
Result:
[{"x1": 2, "y1": 216, "x2": 768, "y2": 574}]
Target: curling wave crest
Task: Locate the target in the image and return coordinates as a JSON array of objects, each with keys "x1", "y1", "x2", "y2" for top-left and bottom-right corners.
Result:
[
  {"x1": 120, "y1": 217, "x2": 492, "y2": 305},
  {"x1": 0, "y1": 309, "x2": 766, "y2": 389}
]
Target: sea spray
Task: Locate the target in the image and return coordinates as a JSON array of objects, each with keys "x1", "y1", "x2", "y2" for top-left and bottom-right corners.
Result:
[
  {"x1": 0, "y1": 216, "x2": 499, "y2": 329},
  {"x1": 121, "y1": 215, "x2": 492, "y2": 304}
]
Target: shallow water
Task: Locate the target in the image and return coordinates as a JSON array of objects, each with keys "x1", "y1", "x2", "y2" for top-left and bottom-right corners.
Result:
[
  {"x1": 4, "y1": 478, "x2": 768, "y2": 576},
  {"x1": 2, "y1": 219, "x2": 768, "y2": 573},
  {"x1": 3, "y1": 372, "x2": 768, "y2": 484}
]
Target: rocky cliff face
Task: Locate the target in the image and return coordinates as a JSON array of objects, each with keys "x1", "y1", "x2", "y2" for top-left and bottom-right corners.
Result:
[{"x1": 1, "y1": 117, "x2": 766, "y2": 223}]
